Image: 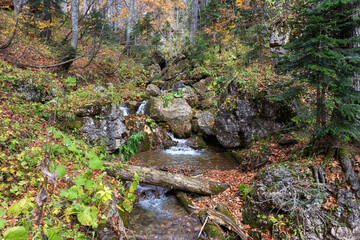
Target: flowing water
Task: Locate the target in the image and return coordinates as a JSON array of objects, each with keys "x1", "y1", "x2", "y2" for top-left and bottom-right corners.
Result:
[
  {"x1": 120, "y1": 104, "x2": 131, "y2": 116},
  {"x1": 127, "y1": 133, "x2": 239, "y2": 239},
  {"x1": 136, "y1": 100, "x2": 149, "y2": 114}
]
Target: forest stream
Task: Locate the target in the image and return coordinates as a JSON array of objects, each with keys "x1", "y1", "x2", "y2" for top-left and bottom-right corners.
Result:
[{"x1": 127, "y1": 129, "x2": 239, "y2": 239}]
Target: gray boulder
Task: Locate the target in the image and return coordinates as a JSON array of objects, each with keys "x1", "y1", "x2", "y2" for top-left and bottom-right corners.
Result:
[
  {"x1": 146, "y1": 84, "x2": 161, "y2": 97},
  {"x1": 213, "y1": 81, "x2": 292, "y2": 149},
  {"x1": 198, "y1": 110, "x2": 216, "y2": 136},
  {"x1": 145, "y1": 97, "x2": 193, "y2": 138},
  {"x1": 18, "y1": 82, "x2": 43, "y2": 102},
  {"x1": 78, "y1": 103, "x2": 128, "y2": 153},
  {"x1": 181, "y1": 86, "x2": 199, "y2": 107},
  {"x1": 270, "y1": 20, "x2": 291, "y2": 67}
]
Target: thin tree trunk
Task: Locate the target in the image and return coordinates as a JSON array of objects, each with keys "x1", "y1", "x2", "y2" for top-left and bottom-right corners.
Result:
[
  {"x1": 126, "y1": 0, "x2": 137, "y2": 46},
  {"x1": 189, "y1": 0, "x2": 199, "y2": 42},
  {"x1": 82, "y1": 0, "x2": 88, "y2": 15},
  {"x1": 352, "y1": 3, "x2": 360, "y2": 91},
  {"x1": 41, "y1": 0, "x2": 52, "y2": 44}
]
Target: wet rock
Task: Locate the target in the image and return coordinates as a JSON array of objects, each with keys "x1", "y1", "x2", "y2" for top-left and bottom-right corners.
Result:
[
  {"x1": 145, "y1": 97, "x2": 193, "y2": 138},
  {"x1": 213, "y1": 81, "x2": 293, "y2": 149},
  {"x1": 146, "y1": 84, "x2": 161, "y2": 97},
  {"x1": 74, "y1": 103, "x2": 128, "y2": 153},
  {"x1": 126, "y1": 116, "x2": 176, "y2": 151},
  {"x1": 186, "y1": 135, "x2": 207, "y2": 150},
  {"x1": 242, "y1": 162, "x2": 360, "y2": 240},
  {"x1": 182, "y1": 86, "x2": 199, "y2": 107},
  {"x1": 161, "y1": 81, "x2": 185, "y2": 92},
  {"x1": 125, "y1": 101, "x2": 140, "y2": 114},
  {"x1": 198, "y1": 110, "x2": 216, "y2": 136}
]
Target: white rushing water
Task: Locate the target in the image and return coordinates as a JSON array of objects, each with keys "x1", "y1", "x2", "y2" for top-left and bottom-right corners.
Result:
[
  {"x1": 165, "y1": 132, "x2": 202, "y2": 156},
  {"x1": 135, "y1": 185, "x2": 170, "y2": 218},
  {"x1": 136, "y1": 100, "x2": 149, "y2": 114},
  {"x1": 119, "y1": 105, "x2": 130, "y2": 116}
]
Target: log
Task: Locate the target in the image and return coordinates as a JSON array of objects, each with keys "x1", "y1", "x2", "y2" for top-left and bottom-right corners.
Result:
[
  {"x1": 105, "y1": 163, "x2": 229, "y2": 195},
  {"x1": 175, "y1": 191, "x2": 195, "y2": 214},
  {"x1": 207, "y1": 209, "x2": 248, "y2": 240},
  {"x1": 199, "y1": 210, "x2": 226, "y2": 240}
]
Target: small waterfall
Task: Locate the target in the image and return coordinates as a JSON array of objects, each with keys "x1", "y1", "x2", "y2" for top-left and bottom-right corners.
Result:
[
  {"x1": 119, "y1": 104, "x2": 130, "y2": 116},
  {"x1": 136, "y1": 100, "x2": 149, "y2": 114},
  {"x1": 135, "y1": 185, "x2": 170, "y2": 218},
  {"x1": 165, "y1": 132, "x2": 202, "y2": 156}
]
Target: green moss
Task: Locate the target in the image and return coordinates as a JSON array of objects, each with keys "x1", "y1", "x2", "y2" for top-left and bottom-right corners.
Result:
[{"x1": 209, "y1": 182, "x2": 229, "y2": 195}]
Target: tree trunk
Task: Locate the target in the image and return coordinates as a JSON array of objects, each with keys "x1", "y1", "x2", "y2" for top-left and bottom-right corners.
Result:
[
  {"x1": 126, "y1": 0, "x2": 137, "y2": 46},
  {"x1": 105, "y1": 163, "x2": 229, "y2": 195},
  {"x1": 71, "y1": 0, "x2": 79, "y2": 51},
  {"x1": 189, "y1": 0, "x2": 199, "y2": 42},
  {"x1": 353, "y1": 3, "x2": 360, "y2": 91},
  {"x1": 41, "y1": 0, "x2": 52, "y2": 44},
  {"x1": 82, "y1": 0, "x2": 88, "y2": 15}
]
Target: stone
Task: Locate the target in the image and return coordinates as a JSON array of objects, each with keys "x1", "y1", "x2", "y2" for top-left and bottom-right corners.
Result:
[
  {"x1": 125, "y1": 101, "x2": 141, "y2": 114},
  {"x1": 213, "y1": 81, "x2": 293, "y2": 149},
  {"x1": 181, "y1": 86, "x2": 199, "y2": 107},
  {"x1": 193, "y1": 77, "x2": 213, "y2": 100},
  {"x1": 146, "y1": 84, "x2": 161, "y2": 97},
  {"x1": 161, "y1": 54, "x2": 190, "y2": 81},
  {"x1": 198, "y1": 110, "x2": 216, "y2": 136},
  {"x1": 278, "y1": 136, "x2": 298, "y2": 146},
  {"x1": 18, "y1": 83, "x2": 42, "y2": 102},
  {"x1": 126, "y1": 116, "x2": 176, "y2": 151},
  {"x1": 199, "y1": 98, "x2": 215, "y2": 109},
  {"x1": 77, "y1": 103, "x2": 128, "y2": 153},
  {"x1": 145, "y1": 97, "x2": 193, "y2": 138},
  {"x1": 270, "y1": 20, "x2": 291, "y2": 67}
]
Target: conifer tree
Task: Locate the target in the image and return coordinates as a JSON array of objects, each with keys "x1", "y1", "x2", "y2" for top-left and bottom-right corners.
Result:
[
  {"x1": 281, "y1": 0, "x2": 360, "y2": 196},
  {"x1": 282, "y1": 0, "x2": 360, "y2": 141}
]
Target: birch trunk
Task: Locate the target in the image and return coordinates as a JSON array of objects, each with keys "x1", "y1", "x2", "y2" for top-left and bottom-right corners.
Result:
[
  {"x1": 189, "y1": 0, "x2": 199, "y2": 42},
  {"x1": 71, "y1": 0, "x2": 79, "y2": 51}
]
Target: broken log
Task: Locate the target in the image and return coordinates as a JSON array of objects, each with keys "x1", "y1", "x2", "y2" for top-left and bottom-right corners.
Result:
[
  {"x1": 105, "y1": 163, "x2": 229, "y2": 195},
  {"x1": 175, "y1": 191, "x2": 195, "y2": 214},
  {"x1": 207, "y1": 209, "x2": 248, "y2": 240},
  {"x1": 199, "y1": 209, "x2": 226, "y2": 240}
]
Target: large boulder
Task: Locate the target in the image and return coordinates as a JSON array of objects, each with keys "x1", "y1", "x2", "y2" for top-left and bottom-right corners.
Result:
[
  {"x1": 76, "y1": 103, "x2": 128, "y2": 153},
  {"x1": 182, "y1": 86, "x2": 199, "y2": 108},
  {"x1": 125, "y1": 115, "x2": 176, "y2": 151},
  {"x1": 213, "y1": 81, "x2": 293, "y2": 149},
  {"x1": 270, "y1": 20, "x2": 291, "y2": 67},
  {"x1": 242, "y1": 163, "x2": 360, "y2": 240},
  {"x1": 146, "y1": 84, "x2": 161, "y2": 97},
  {"x1": 198, "y1": 110, "x2": 216, "y2": 136},
  {"x1": 16, "y1": 81, "x2": 43, "y2": 102},
  {"x1": 192, "y1": 77, "x2": 213, "y2": 100},
  {"x1": 145, "y1": 97, "x2": 193, "y2": 138}
]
